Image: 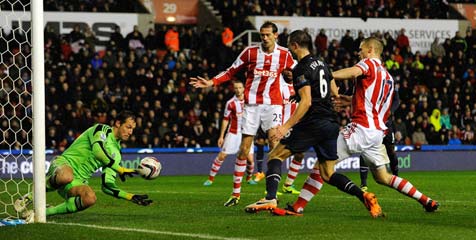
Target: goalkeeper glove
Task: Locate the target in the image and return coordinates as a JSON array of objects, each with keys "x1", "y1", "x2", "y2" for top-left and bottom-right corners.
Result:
[
  {"x1": 118, "y1": 167, "x2": 137, "y2": 182},
  {"x1": 289, "y1": 94, "x2": 300, "y2": 103},
  {"x1": 131, "y1": 194, "x2": 153, "y2": 206}
]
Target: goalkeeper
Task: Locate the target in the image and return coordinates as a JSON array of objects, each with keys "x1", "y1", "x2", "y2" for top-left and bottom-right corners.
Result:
[{"x1": 16, "y1": 111, "x2": 152, "y2": 221}]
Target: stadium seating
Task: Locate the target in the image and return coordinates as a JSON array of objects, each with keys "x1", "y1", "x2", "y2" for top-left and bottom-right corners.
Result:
[{"x1": 1, "y1": 1, "x2": 474, "y2": 151}]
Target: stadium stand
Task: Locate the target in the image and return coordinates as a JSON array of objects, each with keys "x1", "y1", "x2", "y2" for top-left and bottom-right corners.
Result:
[
  {"x1": 0, "y1": 0, "x2": 147, "y2": 12},
  {"x1": 210, "y1": 0, "x2": 465, "y2": 35},
  {"x1": 0, "y1": 1, "x2": 475, "y2": 152}
]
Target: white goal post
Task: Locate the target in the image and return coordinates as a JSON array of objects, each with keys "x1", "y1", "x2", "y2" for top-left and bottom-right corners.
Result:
[
  {"x1": 0, "y1": 0, "x2": 45, "y2": 223},
  {"x1": 32, "y1": 0, "x2": 46, "y2": 223}
]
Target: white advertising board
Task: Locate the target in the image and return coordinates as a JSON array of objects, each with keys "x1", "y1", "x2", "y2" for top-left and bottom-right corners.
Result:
[
  {"x1": 1, "y1": 11, "x2": 139, "y2": 47},
  {"x1": 251, "y1": 16, "x2": 459, "y2": 54}
]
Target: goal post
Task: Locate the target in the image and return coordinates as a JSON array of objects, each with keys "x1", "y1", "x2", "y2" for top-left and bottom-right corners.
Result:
[
  {"x1": 32, "y1": 0, "x2": 46, "y2": 223},
  {"x1": 0, "y1": 0, "x2": 45, "y2": 223}
]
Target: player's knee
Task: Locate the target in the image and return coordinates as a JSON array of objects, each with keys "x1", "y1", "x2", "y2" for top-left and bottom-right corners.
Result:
[
  {"x1": 318, "y1": 165, "x2": 333, "y2": 183},
  {"x1": 238, "y1": 146, "x2": 251, "y2": 159},
  {"x1": 374, "y1": 177, "x2": 387, "y2": 185},
  {"x1": 238, "y1": 144, "x2": 251, "y2": 158},
  {"x1": 372, "y1": 171, "x2": 392, "y2": 185},
  {"x1": 56, "y1": 166, "x2": 74, "y2": 185},
  {"x1": 268, "y1": 139, "x2": 279, "y2": 149},
  {"x1": 217, "y1": 152, "x2": 227, "y2": 160},
  {"x1": 268, "y1": 151, "x2": 277, "y2": 160},
  {"x1": 237, "y1": 151, "x2": 248, "y2": 159},
  {"x1": 268, "y1": 145, "x2": 290, "y2": 161},
  {"x1": 56, "y1": 173, "x2": 73, "y2": 186},
  {"x1": 81, "y1": 191, "x2": 97, "y2": 208},
  {"x1": 320, "y1": 171, "x2": 332, "y2": 182},
  {"x1": 320, "y1": 173, "x2": 331, "y2": 183}
]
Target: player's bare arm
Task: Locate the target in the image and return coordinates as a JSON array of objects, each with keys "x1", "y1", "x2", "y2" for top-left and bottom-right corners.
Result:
[
  {"x1": 330, "y1": 79, "x2": 339, "y2": 97},
  {"x1": 190, "y1": 76, "x2": 214, "y2": 88},
  {"x1": 218, "y1": 119, "x2": 229, "y2": 147},
  {"x1": 332, "y1": 66, "x2": 363, "y2": 80},
  {"x1": 333, "y1": 94, "x2": 353, "y2": 110}
]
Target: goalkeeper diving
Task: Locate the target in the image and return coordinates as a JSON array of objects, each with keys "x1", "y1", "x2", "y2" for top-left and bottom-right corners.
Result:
[{"x1": 15, "y1": 110, "x2": 152, "y2": 222}]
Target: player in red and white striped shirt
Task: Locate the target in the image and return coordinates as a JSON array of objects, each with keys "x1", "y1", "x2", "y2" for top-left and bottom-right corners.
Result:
[
  {"x1": 191, "y1": 21, "x2": 295, "y2": 207},
  {"x1": 331, "y1": 37, "x2": 439, "y2": 214},
  {"x1": 281, "y1": 81, "x2": 298, "y2": 124},
  {"x1": 275, "y1": 36, "x2": 437, "y2": 218},
  {"x1": 280, "y1": 80, "x2": 304, "y2": 194},
  {"x1": 203, "y1": 81, "x2": 255, "y2": 186}
]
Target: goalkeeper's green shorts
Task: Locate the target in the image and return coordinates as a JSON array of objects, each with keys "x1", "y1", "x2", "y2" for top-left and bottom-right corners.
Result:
[{"x1": 47, "y1": 156, "x2": 89, "y2": 199}]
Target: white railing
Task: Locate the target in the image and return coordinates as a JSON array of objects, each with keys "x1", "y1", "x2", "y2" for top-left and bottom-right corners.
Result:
[{"x1": 231, "y1": 30, "x2": 260, "y2": 46}]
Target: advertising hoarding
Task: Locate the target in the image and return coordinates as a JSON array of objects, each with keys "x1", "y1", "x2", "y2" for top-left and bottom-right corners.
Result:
[
  {"x1": 251, "y1": 16, "x2": 459, "y2": 54},
  {"x1": 2, "y1": 151, "x2": 475, "y2": 178}
]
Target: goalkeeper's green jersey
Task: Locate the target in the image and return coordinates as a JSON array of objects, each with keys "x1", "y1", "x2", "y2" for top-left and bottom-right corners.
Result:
[{"x1": 59, "y1": 124, "x2": 122, "y2": 180}]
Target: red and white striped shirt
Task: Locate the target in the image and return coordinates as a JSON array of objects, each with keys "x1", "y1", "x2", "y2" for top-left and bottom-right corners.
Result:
[
  {"x1": 281, "y1": 80, "x2": 297, "y2": 123},
  {"x1": 352, "y1": 58, "x2": 394, "y2": 130},
  {"x1": 212, "y1": 44, "x2": 295, "y2": 105},
  {"x1": 223, "y1": 95, "x2": 244, "y2": 134}
]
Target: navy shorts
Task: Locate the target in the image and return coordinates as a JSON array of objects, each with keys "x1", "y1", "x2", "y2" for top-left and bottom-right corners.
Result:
[
  {"x1": 281, "y1": 118, "x2": 339, "y2": 160},
  {"x1": 383, "y1": 123, "x2": 395, "y2": 146}
]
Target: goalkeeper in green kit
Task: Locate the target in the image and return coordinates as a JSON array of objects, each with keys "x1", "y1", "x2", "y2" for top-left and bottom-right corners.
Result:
[{"x1": 15, "y1": 111, "x2": 152, "y2": 221}]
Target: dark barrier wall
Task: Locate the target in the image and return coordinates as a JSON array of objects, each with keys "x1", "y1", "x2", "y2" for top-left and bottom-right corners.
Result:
[{"x1": 1, "y1": 151, "x2": 476, "y2": 178}]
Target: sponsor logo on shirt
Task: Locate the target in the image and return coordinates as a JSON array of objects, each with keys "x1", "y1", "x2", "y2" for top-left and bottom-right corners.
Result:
[{"x1": 254, "y1": 69, "x2": 278, "y2": 78}]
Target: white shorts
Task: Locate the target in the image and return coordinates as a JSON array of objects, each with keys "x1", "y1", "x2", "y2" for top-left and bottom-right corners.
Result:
[
  {"x1": 242, "y1": 104, "x2": 283, "y2": 135},
  {"x1": 221, "y1": 132, "x2": 255, "y2": 155},
  {"x1": 337, "y1": 123, "x2": 389, "y2": 168}
]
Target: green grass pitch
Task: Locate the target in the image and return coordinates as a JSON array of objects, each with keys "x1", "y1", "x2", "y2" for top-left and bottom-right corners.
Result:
[{"x1": 1, "y1": 171, "x2": 476, "y2": 240}]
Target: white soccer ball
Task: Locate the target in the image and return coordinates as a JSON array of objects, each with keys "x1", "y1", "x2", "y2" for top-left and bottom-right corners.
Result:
[{"x1": 138, "y1": 157, "x2": 162, "y2": 180}]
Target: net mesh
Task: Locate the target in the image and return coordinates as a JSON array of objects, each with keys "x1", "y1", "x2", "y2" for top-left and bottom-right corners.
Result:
[{"x1": 0, "y1": 0, "x2": 33, "y2": 219}]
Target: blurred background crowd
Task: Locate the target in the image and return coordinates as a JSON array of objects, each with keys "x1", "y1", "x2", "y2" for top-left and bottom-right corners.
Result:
[{"x1": 1, "y1": 0, "x2": 475, "y2": 152}]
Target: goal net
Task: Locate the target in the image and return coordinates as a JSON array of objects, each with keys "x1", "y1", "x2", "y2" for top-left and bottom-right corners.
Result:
[{"x1": 0, "y1": 0, "x2": 45, "y2": 223}]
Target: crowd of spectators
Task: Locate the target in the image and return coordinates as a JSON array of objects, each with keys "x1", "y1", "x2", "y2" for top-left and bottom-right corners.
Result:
[
  {"x1": 1, "y1": 1, "x2": 476, "y2": 152},
  {"x1": 0, "y1": 0, "x2": 146, "y2": 12},
  {"x1": 1, "y1": 22, "x2": 241, "y2": 151},
  {"x1": 211, "y1": 0, "x2": 464, "y2": 35},
  {"x1": 327, "y1": 27, "x2": 476, "y2": 147}
]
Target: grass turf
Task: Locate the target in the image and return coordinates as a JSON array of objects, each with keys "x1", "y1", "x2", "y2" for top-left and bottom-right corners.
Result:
[{"x1": 1, "y1": 171, "x2": 476, "y2": 240}]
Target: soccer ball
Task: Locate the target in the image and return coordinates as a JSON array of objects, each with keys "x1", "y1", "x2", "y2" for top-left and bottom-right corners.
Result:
[{"x1": 138, "y1": 157, "x2": 162, "y2": 180}]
